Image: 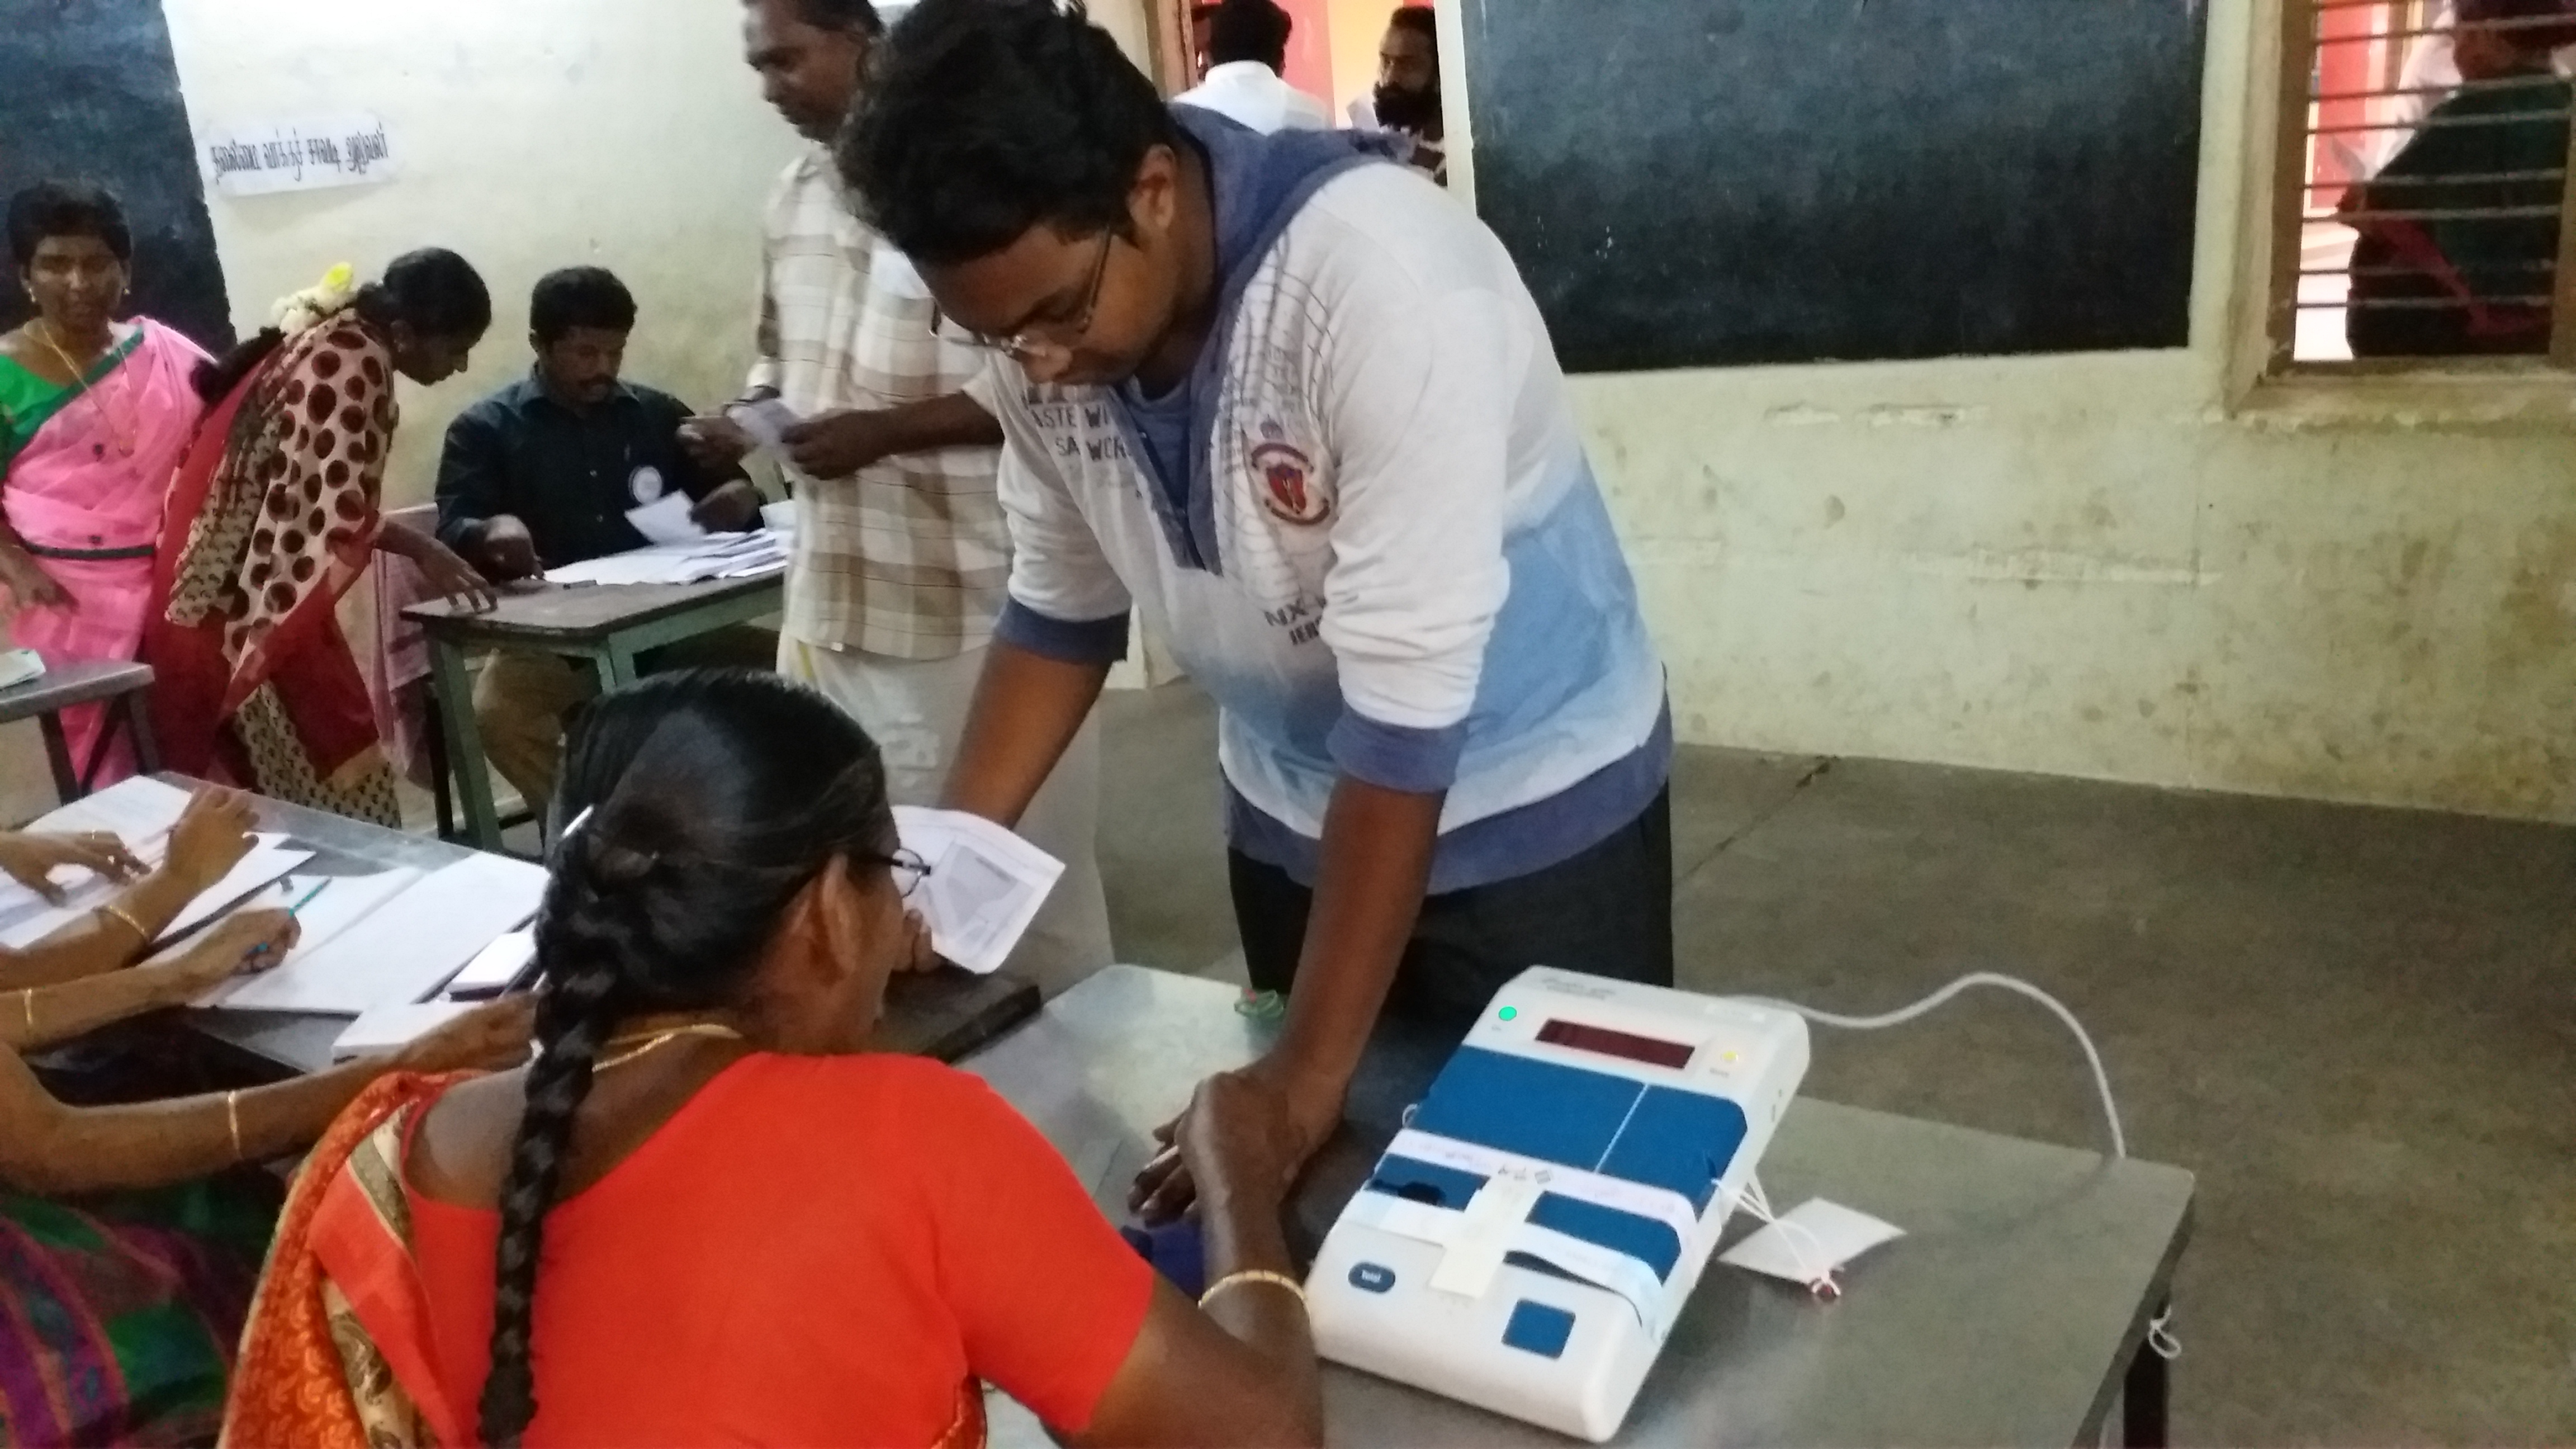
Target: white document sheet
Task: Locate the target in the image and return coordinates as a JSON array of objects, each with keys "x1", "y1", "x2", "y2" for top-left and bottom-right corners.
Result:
[
  {"x1": 893, "y1": 806, "x2": 1063, "y2": 976},
  {"x1": 333, "y1": 1000, "x2": 479, "y2": 1059},
  {"x1": 624, "y1": 491, "x2": 705, "y2": 546},
  {"x1": 26, "y1": 774, "x2": 194, "y2": 840},
  {"x1": 207, "y1": 854, "x2": 547, "y2": 1014}
]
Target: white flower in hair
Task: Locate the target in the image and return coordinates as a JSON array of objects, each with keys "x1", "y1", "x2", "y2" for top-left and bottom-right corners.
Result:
[{"x1": 271, "y1": 263, "x2": 357, "y2": 337}]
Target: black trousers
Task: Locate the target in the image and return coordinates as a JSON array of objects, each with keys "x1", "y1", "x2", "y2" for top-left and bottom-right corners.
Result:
[{"x1": 1230, "y1": 788, "x2": 1675, "y2": 1037}]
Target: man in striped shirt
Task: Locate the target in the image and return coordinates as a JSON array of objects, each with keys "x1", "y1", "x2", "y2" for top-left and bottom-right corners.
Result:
[{"x1": 682, "y1": 0, "x2": 1111, "y2": 993}]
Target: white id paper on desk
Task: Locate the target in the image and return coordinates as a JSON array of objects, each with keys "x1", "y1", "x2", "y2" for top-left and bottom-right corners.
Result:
[
  {"x1": 207, "y1": 854, "x2": 548, "y2": 1014},
  {"x1": 624, "y1": 491, "x2": 706, "y2": 546},
  {"x1": 333, "y1": 1001, "x2": 477, "y2": 1060},
  {"x1": 892, "y1": 806, "x2": 1063, "y2": 976}
]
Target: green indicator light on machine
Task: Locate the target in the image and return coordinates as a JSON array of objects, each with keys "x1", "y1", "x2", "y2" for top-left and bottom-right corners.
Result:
[{"x1": 1498, "y1": 1006, "x2": 1518, "y2": 1021}]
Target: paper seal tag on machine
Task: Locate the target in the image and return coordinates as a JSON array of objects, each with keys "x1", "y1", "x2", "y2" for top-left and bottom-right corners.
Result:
[{"x1": 1308, "y1": 968, "x2": 1810, "y2": 1442}]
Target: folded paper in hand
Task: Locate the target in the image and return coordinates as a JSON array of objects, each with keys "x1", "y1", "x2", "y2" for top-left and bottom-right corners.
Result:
[{"x1": 893, "y1": 806, "x2": 1062, "y2": 976}]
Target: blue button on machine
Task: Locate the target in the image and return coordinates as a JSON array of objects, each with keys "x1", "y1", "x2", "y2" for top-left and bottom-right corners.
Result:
[
  {"x1": 1349, "y1": 1262, "x2": 1396, "y2": 1294},
  {"x1": 1503, "y1": 1300, "x2": 1577, "y2": 1360}
]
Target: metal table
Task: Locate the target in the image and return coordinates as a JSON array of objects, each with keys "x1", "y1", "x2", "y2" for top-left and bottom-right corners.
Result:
[
  {"x1": 170, "y1": 776, "x2": 1036, "y2": 1074},
  {"x1": 964, "y1": 965, "x2": 2194, "y2": 1449},
  {"x1": 0, "y1": 659, "x2": 160, "y2": 803},
  {"x1": 402, "y1": 574, "x2": 783, "y2": 850}
]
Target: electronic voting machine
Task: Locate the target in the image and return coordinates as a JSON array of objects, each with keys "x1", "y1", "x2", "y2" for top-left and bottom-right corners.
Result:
[{"x1": 1308, "y1": 968, "x2": 1809, "y2": 1441}]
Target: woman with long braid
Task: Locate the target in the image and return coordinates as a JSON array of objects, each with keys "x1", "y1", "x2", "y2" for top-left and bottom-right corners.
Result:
[{"x1": 228, "y1": 669, "x2": 1323, "y2": 1447}]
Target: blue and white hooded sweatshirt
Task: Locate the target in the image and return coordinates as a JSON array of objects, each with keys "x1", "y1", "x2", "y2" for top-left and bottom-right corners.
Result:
[{"x1": 976, "y1": 107, "x2": 1669, "y2": 893}]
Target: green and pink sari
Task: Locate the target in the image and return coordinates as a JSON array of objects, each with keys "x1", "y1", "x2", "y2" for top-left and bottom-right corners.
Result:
[{"x1": 0, "y1": 320, "x2": 211, "y2": 783}]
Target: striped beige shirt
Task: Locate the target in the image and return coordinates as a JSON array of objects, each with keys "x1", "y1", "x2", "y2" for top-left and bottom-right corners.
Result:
[{"x1": 750, "y1": 146, "x2": 1007, "y2": 659}]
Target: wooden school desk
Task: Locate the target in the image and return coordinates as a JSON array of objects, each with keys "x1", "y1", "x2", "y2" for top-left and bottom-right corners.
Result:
[
  {"x1": 402, "y1": 574, "x2": 785, "y2": 851},
  {"x1": 965, "y1": 965, "x2": 2194, "y2": 1449},
  {"x1": 174, "y1": 776, "x2": 1036, "y2": 1074}
]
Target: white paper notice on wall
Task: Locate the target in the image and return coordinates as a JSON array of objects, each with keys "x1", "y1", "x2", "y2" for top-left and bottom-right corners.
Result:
[{"x1": 203, "y1": 115, "x2": 396, "y2": 197}]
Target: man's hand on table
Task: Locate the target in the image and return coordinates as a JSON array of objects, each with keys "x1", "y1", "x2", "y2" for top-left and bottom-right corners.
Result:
[
  {"x1": 690, "y1": 479, "x2": 766, "y2": 532},
  {"x1": 1130, "y1": 1048, "x2": 1346, "y2": 1223},
  {"x1": 468, "y1": 515, "x2": 542, "y2": 583}
]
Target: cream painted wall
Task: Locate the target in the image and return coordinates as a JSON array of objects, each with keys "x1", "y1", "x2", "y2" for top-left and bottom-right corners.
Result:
[{"x1": 1437, "y1": 0, "x2": 2576, "y2": 821}]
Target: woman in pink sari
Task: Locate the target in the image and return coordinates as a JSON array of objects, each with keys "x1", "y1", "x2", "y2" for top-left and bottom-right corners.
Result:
[{"x1": 0, "y1": 183, "x2": 210, "y2": 786}]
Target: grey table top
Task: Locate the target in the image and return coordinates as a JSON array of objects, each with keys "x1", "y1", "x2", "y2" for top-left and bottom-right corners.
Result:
[
  {"x1": 0, "y1": 659, "x2": 155, "y2": 721},
  {"x1": 400, "y1": 573, "x2": 782, "y2": 644},
  {"x1": 964, "y1": 965, "x2": 2195, "y2": 1449},
  {"x1": 169, "y1": 775, "x2": 1039, "y2": 1073}
]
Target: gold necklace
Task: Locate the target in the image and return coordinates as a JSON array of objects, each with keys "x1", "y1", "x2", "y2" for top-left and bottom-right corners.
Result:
[
  {"x1": 32, "y1": 319, "x2": 136, "y2": 460},
  {"x1": 588, "y1": 1021, "x2": 745, "y2": 1073}
]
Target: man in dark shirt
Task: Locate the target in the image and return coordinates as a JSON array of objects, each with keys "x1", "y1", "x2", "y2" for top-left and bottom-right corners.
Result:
[{"x1": 434, "y1": 266, "x2": 769, "y2": 810}]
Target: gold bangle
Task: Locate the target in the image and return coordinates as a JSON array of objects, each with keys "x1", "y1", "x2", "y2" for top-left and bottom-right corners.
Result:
[
  {"x1": 98, "y1": 903, "x2": 149, "y2": 944},
  {"x1": 225, "y1": 1090, "x2": 243, "y2": 1163},
  {"x1": 18, "y1": 989, "x2": 32, "y2": 1034},
  {"x1": 1199, "y1": 1269, "x2": 1306, "y2": 1311}
]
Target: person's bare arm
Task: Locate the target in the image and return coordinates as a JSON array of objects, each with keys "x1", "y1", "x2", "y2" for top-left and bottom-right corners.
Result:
[
  {"x1": 941, "y1": 641, "x2": 1114, "y2": 828},
  {"x1": 0, "y1": 911, "x2": 297, "y2": 1051},
  {"x1": 0, "y1": 996, "x2": 533, "y2": 1197},
  {"x1": 1133, "y1": 778, "x2": 1442, "y2": 1220},
  {"x1": 782, "y1": 392, "x2": 1003, "y2": 481},
  {"x1": 1066, "y1": 1074, "x2": 1325, "y2": 1448}
]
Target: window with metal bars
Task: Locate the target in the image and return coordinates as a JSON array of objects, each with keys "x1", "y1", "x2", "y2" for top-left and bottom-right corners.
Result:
[{"x1": 2271, "y1": 0, "x2": 2576, "y2": 368}]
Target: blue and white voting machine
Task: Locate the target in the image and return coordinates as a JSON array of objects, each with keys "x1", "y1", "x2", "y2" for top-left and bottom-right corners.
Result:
[{"x1": 1309, "y1": 968, "x2": 1810, "y2": 1441}]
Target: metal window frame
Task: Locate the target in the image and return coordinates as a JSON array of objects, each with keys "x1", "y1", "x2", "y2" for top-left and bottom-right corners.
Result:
[{"x1": 2266, "y1": 0, "x2": 2576, "y2": 373}]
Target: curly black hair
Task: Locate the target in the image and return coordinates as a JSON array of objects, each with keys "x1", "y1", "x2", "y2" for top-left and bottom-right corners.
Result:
[{"x1": 839, "y1": 0, "x2": 1179, "y2": 266}]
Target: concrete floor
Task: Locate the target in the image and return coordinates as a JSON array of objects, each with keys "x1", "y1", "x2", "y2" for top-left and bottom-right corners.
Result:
[{"x1": 1095, "y1": 683, "x2": 2576, "y2": 1446}]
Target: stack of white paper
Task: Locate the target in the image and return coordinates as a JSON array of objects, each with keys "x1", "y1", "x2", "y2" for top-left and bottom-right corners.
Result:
[
  {"x1": 892, "y1": 806, "x2": 1064, "y2": 976},
  {"x1": 544, "y1": 529, "x2": 788, "y2": 587},
  {"x1": 206, "y1": 853, "x2": 549, "y2": 1014}
]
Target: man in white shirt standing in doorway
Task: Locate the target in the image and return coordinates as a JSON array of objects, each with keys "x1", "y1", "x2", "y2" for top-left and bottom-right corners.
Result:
[
  {"x1": 1175, "y1": 0, "x2": 1329, "y2": 134},
  {"x1": 681, "y1": 0, "x2": 1113, "y2": 995}
]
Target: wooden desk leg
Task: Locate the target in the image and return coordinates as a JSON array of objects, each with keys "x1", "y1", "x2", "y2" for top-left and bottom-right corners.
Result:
[
  {"x1": 2123, "y1": 1300, "x2": 2171, "y2": 1448},
  {"x1": 428, "y1": 638, "x2": 504, "y2": 851},
  {"x1": 37, "y1": 713, "x2": 81, "y2": 802}
]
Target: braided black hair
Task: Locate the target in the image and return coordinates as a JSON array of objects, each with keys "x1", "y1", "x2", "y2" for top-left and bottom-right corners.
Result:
[{"x1": 477, "y1": 668, "x2": 897, "y2": 1446}]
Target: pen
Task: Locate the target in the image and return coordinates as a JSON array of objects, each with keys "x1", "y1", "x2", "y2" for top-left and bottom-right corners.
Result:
[{"x1": 246, "y1": 879, "x2": 330, "y2": 965}]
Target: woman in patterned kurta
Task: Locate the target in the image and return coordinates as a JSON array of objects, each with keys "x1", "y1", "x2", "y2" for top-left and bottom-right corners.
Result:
[{"x1": 141, "y1": 254, "x2": 495, "y2": 825}]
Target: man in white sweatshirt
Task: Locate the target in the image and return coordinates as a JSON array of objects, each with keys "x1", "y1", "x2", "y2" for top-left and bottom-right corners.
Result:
[
  {"x1": 1175, "y1": 0, "x2": 1329, "y2": 134},
  {"x1": 845, "y1": 0, "x2": 1672, "y2": 1211}
]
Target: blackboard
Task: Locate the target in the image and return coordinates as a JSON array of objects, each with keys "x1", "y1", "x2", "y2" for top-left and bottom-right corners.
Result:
[
  {"x1": 0, "y1": 0, "x2": 232, "y2": 349},
  {"x1": 1465, "y1": 0, "x2": 2208, "y2": 372}
]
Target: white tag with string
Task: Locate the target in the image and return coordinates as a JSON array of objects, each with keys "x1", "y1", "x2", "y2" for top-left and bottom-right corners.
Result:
[{"x1": 1718, "y1": 1198, "x2": 1903, "y2": 1290}]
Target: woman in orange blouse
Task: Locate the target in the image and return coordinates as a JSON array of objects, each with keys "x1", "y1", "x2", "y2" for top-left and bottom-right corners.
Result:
[{"x1": 229, "y1": 668, "x2": 1322, "y2": 1448}]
